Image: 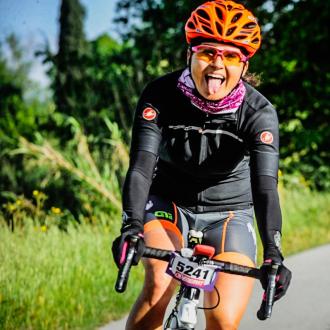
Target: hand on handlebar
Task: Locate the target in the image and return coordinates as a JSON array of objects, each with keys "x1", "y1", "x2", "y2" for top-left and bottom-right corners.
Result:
[
  {"x1": 257, "y1": 259, "x2": 292, "y2": 320},
  {"x1": 260, "y1": 259, "x2": 292, "y2": 302},
  {"x1": 111, "y1": 219, "x2": 145, "y2": 268}
]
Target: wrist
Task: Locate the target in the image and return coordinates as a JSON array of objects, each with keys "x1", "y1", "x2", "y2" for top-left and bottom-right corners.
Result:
[
  {"x1": 121, "y1": 214, "x2": 144, "y2": 234},
  {"x1": 263, "y1": 247, "x2": 283, "y2": 264}
]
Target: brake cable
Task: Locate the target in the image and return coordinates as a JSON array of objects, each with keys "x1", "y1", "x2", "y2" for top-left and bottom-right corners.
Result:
[{"x1": 197, "y1": 285, "x2": 220, "y2": 310}]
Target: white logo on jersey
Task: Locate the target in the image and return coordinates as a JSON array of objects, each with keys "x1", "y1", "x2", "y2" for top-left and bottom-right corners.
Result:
[{"x1": 145, "y1": 200, "x2": 153, "y2": 210}]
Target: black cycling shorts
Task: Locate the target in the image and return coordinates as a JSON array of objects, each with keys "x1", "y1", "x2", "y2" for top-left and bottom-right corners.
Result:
[{"x1": 143, "y1": 195, "x2": 257, "y2": 267}]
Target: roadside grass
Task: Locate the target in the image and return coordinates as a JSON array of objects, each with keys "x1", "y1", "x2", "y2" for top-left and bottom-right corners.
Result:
[
  {"x1": 1, "y1": 187, "x2": 329, "y2": 329},
  {"x1": 280, "y1": 187, "x2": 330, "y2": 255},
  {"x1": 0, "y1": 222, "x2": 143, "y2": 330},
  {"x1": 255, "y1": 186, "x2": 330, "y2": 263}
]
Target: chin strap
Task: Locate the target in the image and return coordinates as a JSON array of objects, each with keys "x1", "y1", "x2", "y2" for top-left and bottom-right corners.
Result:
[{"x1": 240, "y1": 62, "x2": 248, "y2": 80}]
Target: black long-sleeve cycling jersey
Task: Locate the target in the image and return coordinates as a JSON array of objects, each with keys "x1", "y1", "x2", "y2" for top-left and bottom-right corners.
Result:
[{"x1": 122, "y1": 69, "x2": 283, "y2": 261}]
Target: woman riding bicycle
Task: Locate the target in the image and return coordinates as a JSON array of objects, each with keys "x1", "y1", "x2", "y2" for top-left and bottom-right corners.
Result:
[{"x1": 112, "y1": 1, "x2": 292, "y2": 329}]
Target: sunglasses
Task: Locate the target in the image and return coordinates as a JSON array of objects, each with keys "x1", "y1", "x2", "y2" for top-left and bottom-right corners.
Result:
[{"x1": 191, "y1": 45, "x2": 248, "y2": 65}]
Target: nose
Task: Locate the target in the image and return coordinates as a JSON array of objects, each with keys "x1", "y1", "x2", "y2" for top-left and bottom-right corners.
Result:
[{"x1": 212, "y1": 54, "x2": 224, "y2": 68}]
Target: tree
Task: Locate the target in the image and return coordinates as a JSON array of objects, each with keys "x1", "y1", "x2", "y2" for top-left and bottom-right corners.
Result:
[
  {"x1": 0, "y1": 35, "x2": 51, "y2": 196},
  {"x1": 54, "y1": 0, "x2": 92, "y2": 125},
  {"x1": 84, "y1": 34, "x2": 138, "y2": 143}
]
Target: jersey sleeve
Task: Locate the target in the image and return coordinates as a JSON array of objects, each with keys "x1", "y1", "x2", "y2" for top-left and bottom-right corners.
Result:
[
  {"x1": 130, "y1": 83, "x2": 162, "y2": 155},
  {"x1": 245, "y1": 103, "x2": 283, "y2": 262},
  {"x1": 122, "y1": 83, "x2": 163, "y2": 222},
  {"x1": 246, "y1": 103, "x2": 280, "y2": 180}
]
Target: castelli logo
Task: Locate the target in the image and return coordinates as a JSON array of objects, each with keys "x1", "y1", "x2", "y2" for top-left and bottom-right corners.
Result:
[
  {"x1": 260, "y1": 131, "x2": 273, "y2": 144},
  {"x1": 142, "y1": 107, "x2": 157, "y2": 121}
]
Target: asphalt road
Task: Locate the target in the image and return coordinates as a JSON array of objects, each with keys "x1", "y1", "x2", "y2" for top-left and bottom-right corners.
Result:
[{"x1": 101, "y1": 244, "x2": 330, "y2": 330}]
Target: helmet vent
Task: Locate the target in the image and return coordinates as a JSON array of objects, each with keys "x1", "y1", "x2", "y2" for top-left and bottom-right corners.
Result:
[
  {"x1": 215, "y1": 7, "x2": 223, "y2": 20},
  {"x1": 243, "y1": 22, "x2": 257, "y2": 29},
  {"x1": 197, "y1": 9, "x2": 210, "y2": 20},
  {"x1": 226, "y1": 27, "x2": 236, "y2": 36},
  {"x1": 252, "y1": 38, "x2": 260, "y2": 44},
  {"x1": 202, "y1": 25, "x2": 214, "y2": 35},
  {"x1": 215, "y1": 22, "x2": 223, "y2": 35},
  {"x1": 234, "y1": 35, "x2": 247, "y2": 40},
  {"x1": 187, "y1": 21, "x2": 195, "y2": 29},
  {"x1": 231, "y1": 13, "x2": 242, "y2": 23},
  {"x1": 227, "y1": 5, "x2": 233, "y2": 11}
]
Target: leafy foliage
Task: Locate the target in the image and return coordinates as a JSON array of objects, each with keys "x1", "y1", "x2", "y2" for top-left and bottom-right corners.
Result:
[{"x1": 0, "y1": 35, "x2": 52, "y2": 197}]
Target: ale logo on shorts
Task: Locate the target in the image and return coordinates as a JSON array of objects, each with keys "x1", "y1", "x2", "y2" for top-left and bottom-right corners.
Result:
[
  {"x1": 154, "y1": 211, "x2": 173, "y2": 220},
  {"x1": 142, "y1": 107, "x2": 157, "y2": 121},
  {"x1": 260, "y1": 131, "x2": 273, "y2": 144}
]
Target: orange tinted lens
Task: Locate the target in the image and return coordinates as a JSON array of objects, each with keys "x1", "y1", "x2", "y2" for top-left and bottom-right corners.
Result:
[
  {"x1": 195, "y1": 47, "x2": 217, "y2": 62},
  {"x1": 222, "y1": 51, "x2": 241, "y2": 65},
  {"x1": 194, "y1": 46, "x2": 243, "y2": 65}
]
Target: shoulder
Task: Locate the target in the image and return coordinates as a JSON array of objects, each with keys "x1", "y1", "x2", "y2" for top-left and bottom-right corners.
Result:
[
  {"x1": 239, "y1": 82, "x2": 279, "y2": 133},
  {"x1": 243, "y1": 82, "x2": 275, "y2": 113}
]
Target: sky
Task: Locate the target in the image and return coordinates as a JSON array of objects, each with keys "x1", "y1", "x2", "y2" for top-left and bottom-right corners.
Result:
[{"x1": 0, "y1": 0, "x2": 119, "y2": 86}]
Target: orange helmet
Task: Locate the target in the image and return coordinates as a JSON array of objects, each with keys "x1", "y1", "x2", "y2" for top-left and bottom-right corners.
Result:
[{"x1": 185, "y1": 0, "x2": 261, "y2": 57}]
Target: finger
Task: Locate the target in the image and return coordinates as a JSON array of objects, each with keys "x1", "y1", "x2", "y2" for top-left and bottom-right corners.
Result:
[
  {"x1": 277, "y1": 272, "x2": 291, "y2": 288},
  {"x1": 119, "y1": 241, "x2": 129, "y2": 266}
]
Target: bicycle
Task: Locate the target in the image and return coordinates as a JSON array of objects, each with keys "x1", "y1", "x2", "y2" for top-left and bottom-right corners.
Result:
[{"x1": 115, "y1": 230, "x2": 278, "y2": 329}]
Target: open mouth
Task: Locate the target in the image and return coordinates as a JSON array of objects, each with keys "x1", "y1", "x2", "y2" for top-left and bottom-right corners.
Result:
[{"x1": 205, "y1": 74, "x2": 225, "y2": 94}]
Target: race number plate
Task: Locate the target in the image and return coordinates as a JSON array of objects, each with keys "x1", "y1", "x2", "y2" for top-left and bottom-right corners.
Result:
[{"x1": 166, "y1": 252, "x2": 218, "y2": 291}]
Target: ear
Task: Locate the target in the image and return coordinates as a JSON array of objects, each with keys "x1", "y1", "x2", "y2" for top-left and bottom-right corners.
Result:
[
  {"x1": 242, "y1": 61, "x2": 249, "y2": 76},
  {"x1": 187, "y1": 48, "x2": 192, "y2": 66}
]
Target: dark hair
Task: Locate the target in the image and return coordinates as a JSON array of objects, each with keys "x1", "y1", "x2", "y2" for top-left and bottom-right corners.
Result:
[{"x1": 242, "y1": 71, "x2": 262, "y2": 87}]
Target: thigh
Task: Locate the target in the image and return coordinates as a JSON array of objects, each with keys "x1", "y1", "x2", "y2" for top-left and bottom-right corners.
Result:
[
  {"x1": 143, "y1": 195, "x2": 188, "y2": 250},
  {"x1": 142, "y1": 195, "x2": 188, "y2": 283},
  {"x1": 202, "y1": 208, "x2": 257, "y2": 266},
  {"x1": 204, "y1": 272, "x2": 255, "y2": 329},
  {"x1": 201, "y1": 208, "x2": 257, "y2": 328}
]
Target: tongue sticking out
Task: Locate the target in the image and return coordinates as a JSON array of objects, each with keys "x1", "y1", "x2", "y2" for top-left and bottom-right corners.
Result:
[{"x1": 207, "y1": 77, "x2": 223, "y2": 94}]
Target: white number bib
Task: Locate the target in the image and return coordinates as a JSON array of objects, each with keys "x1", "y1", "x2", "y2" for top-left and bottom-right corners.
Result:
[{"x1": 166, "y1": 252, "x2": 218, "y2": 291}]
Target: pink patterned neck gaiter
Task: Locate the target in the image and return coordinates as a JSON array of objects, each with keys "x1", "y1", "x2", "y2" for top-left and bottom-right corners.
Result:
[{"x1": 177, "y1": 68, "x2": 246, "y2": 115}]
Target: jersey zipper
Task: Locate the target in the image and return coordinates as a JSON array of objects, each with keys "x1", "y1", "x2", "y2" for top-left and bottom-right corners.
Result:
[{"x1": 197, "y1": 114, "x2": 209, "y2": 211}]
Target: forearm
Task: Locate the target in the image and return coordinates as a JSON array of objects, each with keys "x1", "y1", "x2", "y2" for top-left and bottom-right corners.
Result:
[
  {"x1": 122, "y1": 150, "x2": 158, "y2": 222},
  {"x1": 251, "y1": 175, "x2": 283, "y2": 261}
]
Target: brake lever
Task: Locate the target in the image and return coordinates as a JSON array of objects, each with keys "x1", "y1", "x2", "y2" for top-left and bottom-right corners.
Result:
[{"x1": 257, "y1": 263, "x2": 279, "y2": 320}]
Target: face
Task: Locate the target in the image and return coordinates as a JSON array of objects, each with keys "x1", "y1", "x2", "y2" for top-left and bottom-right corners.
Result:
[{"x1": 189, "y1": 42, "x2": 249, "y2": 101}]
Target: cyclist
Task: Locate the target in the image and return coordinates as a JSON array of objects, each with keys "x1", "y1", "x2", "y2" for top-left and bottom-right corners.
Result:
[{"x1": 112, "y1": 1, "x2": 292, "y2": 329}]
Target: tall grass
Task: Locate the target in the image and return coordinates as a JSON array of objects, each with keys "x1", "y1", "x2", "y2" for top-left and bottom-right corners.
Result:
[
  {"x1": 15, "y1": 117, "x2": 129, "y2": 212},
  {"x1": 0, "y1": 222, "x2": 143, "y2": 330},
  {"x1": 254, "y1": 185, "x2": 330, "y2": 262},
  {"x1": 280, "y1": 187, "x2": 330, "y2": 255}
]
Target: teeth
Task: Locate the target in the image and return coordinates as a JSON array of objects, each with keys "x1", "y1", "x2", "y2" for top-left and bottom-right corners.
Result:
[{"x1": 207, "y1": 74, "x2": 224, "y2": 80}]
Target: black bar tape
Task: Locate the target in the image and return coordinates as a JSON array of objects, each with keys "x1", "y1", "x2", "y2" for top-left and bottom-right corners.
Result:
[{"x1": 143, "y1": 247, "x2": 172, "y2": 261}]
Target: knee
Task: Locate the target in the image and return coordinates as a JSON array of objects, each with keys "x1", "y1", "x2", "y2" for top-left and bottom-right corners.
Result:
[
  {"x1": 143, "y1": 277, "x2": 176, "y2": 308},
  {"x1": 143, "y1": 260, "x2": 176, "y2": 307}
]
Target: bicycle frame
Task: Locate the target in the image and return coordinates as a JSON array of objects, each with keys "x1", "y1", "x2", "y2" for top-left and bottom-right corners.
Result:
[{"x1": 164, "y1": 286, "x2": 201, "y2": 329}]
